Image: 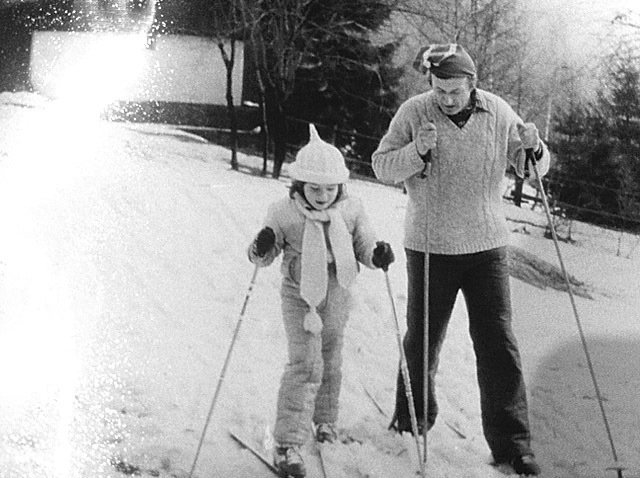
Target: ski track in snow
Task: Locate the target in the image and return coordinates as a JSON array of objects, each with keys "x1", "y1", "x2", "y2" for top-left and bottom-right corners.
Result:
[{"x1": 0, "y1": 95, "x2": 639, "y2": 478}]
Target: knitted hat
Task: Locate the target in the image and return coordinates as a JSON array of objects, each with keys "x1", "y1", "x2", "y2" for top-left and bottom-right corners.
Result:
[
  {"x1": 289, "y1": 124, "x2": 350, "y2": 184},
  {"x1": 413, "y1": 43, "x2": 476, "y2": 79}
]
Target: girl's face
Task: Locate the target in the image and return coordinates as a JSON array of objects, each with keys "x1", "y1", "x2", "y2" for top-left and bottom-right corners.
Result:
[{"x1": 303, "y1": 183, "x2": 339, "y2": 210}]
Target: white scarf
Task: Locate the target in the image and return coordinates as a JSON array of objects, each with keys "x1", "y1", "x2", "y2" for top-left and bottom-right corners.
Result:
[{"x1": 293, "y1": 193, "x2": 358, "y2": 334}]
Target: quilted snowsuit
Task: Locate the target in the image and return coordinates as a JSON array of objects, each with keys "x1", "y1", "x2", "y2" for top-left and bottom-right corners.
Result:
[{"x1": 249, "y1": 194, "x2": 377, "y2": 446}]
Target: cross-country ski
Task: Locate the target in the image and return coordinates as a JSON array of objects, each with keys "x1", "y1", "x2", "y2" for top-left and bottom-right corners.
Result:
[{"x1": 228, "y1": 430, "x2": 280, "y2": 477}]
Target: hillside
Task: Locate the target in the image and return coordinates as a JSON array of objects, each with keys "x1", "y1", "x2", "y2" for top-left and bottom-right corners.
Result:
[{"x1": 0, "y1": 92, "x2": 638, "y2": 478}]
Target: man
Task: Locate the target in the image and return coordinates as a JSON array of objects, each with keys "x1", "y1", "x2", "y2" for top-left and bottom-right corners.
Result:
[{"x1": 371, "y1": 44, "x2": 549, "y2": 476}]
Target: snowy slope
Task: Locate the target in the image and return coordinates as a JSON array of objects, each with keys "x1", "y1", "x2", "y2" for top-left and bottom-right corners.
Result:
[{"x1": 0, "y1": 93, "x2": 638, "y2": 478}]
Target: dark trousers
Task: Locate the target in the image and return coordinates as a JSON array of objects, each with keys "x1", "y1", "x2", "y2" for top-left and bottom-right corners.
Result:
[{"x1": 394, "y1": 247, "x2": 533, "y2": 461}]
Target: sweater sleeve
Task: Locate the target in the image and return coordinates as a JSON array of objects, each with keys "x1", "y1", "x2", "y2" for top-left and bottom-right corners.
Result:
[
  {"x1": 372, "y1": 99, "x2": 429, "y2": 184},
  {"x1": 350, "y1": 197, "x2": 378, "y2": 269},
  {"x1": 247, "y1": 202, "x2": 284, "y2": 267}
]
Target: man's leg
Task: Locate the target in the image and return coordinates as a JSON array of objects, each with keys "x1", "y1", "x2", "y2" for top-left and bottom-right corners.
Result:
[{"x1": 461, "y1": 247, "x2": 533, "y2": 461}]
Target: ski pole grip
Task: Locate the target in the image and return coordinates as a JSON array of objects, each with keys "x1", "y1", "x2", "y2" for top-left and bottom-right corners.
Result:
[{"x1": 525, "y1": 148, "x2": 536, "y2": 178}]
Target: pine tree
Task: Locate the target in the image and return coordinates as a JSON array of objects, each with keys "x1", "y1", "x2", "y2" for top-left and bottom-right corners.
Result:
[
  {"x1": 549, "y1": 46, "x2": 640, "y2": 229},
  {"x1": 286, "y1": 2, "x2": 403, "y2": 174},
  {"x1": 599, "y1": 48, "x2": 640, "y2": 230}
]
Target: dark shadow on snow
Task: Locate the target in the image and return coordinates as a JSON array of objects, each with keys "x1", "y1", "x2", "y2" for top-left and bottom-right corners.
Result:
[{"x1": 528, "y1": 337, "x2": 640, "y2": 478}]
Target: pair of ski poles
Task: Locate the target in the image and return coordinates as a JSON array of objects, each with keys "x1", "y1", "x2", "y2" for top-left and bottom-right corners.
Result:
[
  {"x1": 385, "y1": 150, "x2": 625, "y2": 478},
  {"x1": 184, "y1": 257, "x2": 421, "y2": 478},
  {"x1": 186, "y1": 262, "x2": 415, "y2": 478}
]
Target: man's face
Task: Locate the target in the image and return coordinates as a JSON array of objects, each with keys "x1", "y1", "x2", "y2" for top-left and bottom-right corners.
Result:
[{"x1": 432, "y1": 75, "x2": 473, "y2": 116}]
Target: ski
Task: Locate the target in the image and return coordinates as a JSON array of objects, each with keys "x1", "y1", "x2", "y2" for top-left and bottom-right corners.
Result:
[
  {"x1": 228, "y1": 429, "x2": 280, "y2": 476},
  {"x1": 363, "y1": 384, "x2": 388, "y2": 417}
]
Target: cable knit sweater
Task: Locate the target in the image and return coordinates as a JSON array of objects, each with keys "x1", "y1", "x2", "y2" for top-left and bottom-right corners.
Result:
[{"x1": 372, "y1": 88, "x2": 550, "y2": 254}]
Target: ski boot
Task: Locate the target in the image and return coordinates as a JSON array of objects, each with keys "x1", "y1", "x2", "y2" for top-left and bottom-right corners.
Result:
[
  {"x1": 273, "y1": 445, "x2": 306, "y2": 478},
  {"x1": 510, "y1": 454, "x2": 541, "y2": 476},
  {"x1": 314, "y1": 423, "x2": 338, "y2": 444}
]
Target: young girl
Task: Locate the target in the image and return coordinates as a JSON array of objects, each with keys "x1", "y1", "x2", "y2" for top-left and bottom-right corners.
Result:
[{"x1": 248, "y1": 125, "x2": 394, "y2": 478}]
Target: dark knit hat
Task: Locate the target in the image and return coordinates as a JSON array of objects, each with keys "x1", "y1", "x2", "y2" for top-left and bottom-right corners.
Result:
[{"x1": 413, "y1": 43, "x2": 476, "y2": 79}]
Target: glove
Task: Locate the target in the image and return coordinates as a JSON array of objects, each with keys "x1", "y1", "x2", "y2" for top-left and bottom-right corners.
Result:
[
  {"x1": 372, "y1": 241, "x2": 395, "y2": 271},
  {"x1": 254, "y1": 227, "x2": 275, "y2": 257}
]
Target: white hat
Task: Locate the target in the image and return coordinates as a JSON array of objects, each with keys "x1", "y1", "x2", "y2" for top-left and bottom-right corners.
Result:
[{"x1": 288, "y1": 124, "x2": 350, "y2": 184}]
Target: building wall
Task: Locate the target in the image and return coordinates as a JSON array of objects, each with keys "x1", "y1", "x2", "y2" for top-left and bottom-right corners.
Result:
[{"x1": 30, "y1": 31, "x2": 245, "y2": 105}]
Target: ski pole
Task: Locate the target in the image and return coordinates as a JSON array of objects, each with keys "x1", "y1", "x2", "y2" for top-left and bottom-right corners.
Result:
[
  {"x1": 529, "y1": 151, "x2": 623, "y2": 478},
  {"x1": 422, "y1": 249, "x2": 430, "y2": 468},
  {"x1": 188, "y1": 264, "x2": 260, "y2": 478},
  {"x1": 423, "y1": 160, "x2": 432, "y2": 468},
  {"x1": 383, "y1": 268, "x2": 426, "y2": 478}
]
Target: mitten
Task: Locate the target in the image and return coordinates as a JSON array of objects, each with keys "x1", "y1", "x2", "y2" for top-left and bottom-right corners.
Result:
[
  {"x1": 254, "y1": 227, "x2": 276, "y2": 257},
  {"x1": 372, "y1": 241, "x2": 395, "y2": 271}
]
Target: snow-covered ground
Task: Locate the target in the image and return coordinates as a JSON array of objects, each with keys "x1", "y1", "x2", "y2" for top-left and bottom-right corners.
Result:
[{"x1": 0, "y1": 92, "x2": 638, "y2": 478}]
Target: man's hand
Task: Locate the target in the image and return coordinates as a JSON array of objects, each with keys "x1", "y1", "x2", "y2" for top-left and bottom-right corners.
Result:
[
  {"x1": 416, "y1": 122, "x2": 437, "y2": 157},
  {"x1": 517, "y1": 122, "x2": 541, "y2": 151}
]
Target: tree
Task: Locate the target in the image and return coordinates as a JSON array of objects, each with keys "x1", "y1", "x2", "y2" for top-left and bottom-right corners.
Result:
[
  {"x1": 392, "y1": 1, "x2": 528, "y2": 92},
  {"x1": 240, "y1": 0, "x2": 401, "y2": 178},
  {"x1": 147, "y1": 0, "x2": 245, "y2": 170},
  {"x1": 238, "y1": 0, "x2": 315, "y2": 178},
  {"x1": 599, "y1": 47, "x2": 640, "y2": 230},
  {"x1": 548, "y1": 44, "x2": 640, "y2": 229},
  {"x1": 284, "y1": 2, "x2": 403, "y2": 170}
]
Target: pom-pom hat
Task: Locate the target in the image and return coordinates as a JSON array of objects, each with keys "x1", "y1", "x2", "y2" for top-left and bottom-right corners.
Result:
[
  {"x1": 413, "y1": 43, "x2": 476, "y2": 79},
  {"x1": 289, "y1": 124, "x2": 350, "y2": 184}
]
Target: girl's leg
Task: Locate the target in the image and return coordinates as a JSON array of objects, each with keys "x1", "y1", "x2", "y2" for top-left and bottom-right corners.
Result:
[
  {"x1": 274, "y1": 281, "x2": 324, "y2": 446},
  {"x1": 312, "y1": 278, "x2": 350, "y2": 427}
]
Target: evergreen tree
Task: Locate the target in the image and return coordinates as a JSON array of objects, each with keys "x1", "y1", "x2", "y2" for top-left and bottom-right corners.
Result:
[
  {"x1": 549, "y1": 46, "x2": 640, "y2": 229},
  {"x1": 599, "y1": 48, "x2": 640, "y2": 228},
  {"x1": 242, "y1": 0, "x2": 402, "y2": 178},
  {"x1": 286, "y1": 3, "x2": 403, "y2": 173}
]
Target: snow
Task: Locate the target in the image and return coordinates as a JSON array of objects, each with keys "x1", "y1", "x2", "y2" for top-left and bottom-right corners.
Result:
[{"x1": 0, "y1": 92, "x2": 638, "y2": 478}]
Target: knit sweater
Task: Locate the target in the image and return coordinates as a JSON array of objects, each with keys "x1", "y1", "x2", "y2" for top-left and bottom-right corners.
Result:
[{"x1": 372, "y1": 88, "x2": 550, "y2": 254}]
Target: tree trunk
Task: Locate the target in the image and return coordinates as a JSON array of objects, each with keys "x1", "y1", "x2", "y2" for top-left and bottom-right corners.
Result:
[
  {"x1": 265, "y1": 87, "x2": 287, "y2": 179},
  {"x1": 256, "y1": 78, "x2": 269, "y2": 176},
  {"x1": 272, "y1": 132, "x2": 287, "y2": 179},
  {"x1": 218, "y1": 40, "x2": 238, "y2": 170}
]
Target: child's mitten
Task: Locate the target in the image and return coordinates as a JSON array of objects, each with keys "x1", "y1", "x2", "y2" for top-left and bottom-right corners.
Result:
[
  {"x1": 372, "y1": 241, "x2": 395, "y2": 271},
  {"x1": 254, "y1": 227, "x2": 276, "y2": 257}
]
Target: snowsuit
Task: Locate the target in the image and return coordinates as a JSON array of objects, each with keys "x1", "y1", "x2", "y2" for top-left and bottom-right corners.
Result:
[
  {"x1": 249, "y1": 193, "x2": 377, "y2": 446},
  {"x1": 371, "y1": 88, "x2": 550, "y2": 461}
]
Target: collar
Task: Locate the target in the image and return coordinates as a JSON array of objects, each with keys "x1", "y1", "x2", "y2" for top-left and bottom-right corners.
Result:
[{"x1": 470, "y1": 89, "x2": 490, "y2": 113}]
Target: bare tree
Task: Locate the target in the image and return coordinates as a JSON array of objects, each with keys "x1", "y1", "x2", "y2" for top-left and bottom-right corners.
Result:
[
  {"x1": 238, "y1": 0, "x2": 317, "y2": 178},
  {"x1": 392, "y1": 0, "x2": 530, "y2": 93},
  {"x1": 146, "y1": 0, "x2": 245, "y2": 170},
  {"x1": 207, "y1": 0, "x2": 244, "y2": 170}
]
